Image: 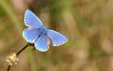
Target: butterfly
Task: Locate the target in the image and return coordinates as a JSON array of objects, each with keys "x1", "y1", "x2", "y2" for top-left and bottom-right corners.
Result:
[{"x1": 23, "y1": 10, "x2": 68, "y2": 52}]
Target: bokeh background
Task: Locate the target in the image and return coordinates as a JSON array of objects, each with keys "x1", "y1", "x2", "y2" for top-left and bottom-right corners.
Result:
[{"x1": 0, "y1": 0, "x2": 113, "y2": 71}]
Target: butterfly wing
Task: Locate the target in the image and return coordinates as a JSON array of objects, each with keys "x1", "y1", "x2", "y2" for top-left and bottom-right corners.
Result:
[
  {"x1": 35, "y1": 34, "x2": 50, "y2": 52},
  {"x1": 24, "y1": 10, "x2": 43, "y2": 29},
  {"x1": 23, "y1": 27, "x2": 41, "y2": 43},
  {"x1": 46, "y1": 30, "x2": 68, "y2": 46}
]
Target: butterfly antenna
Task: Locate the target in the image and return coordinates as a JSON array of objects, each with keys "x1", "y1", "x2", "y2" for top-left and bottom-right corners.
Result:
[{"x1": 43, "y1": 16, "x2": 46, "y2": 26}]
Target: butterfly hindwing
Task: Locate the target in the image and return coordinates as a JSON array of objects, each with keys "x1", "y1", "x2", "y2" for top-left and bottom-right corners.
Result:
[
  {"x1": 24, "y1": 10, "x2": 43, "y2": 29},
  {"x1": 23, "y1": 27, "x2": 40, "y2": 43},
  {"x1": 46, "y1": 30, "x2": 68, "y2": 46},
  {"x1": 35, "y1": 34, "x2": 50, "y2": 52}
]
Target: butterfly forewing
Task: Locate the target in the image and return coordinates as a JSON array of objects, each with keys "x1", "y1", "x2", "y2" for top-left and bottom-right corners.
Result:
[
  {"x1": 46, "y1": 30, "x2": 68, "y2": 46},
  {"x1": 25, "y1": 10, "x2": 43, "y2": 29}
]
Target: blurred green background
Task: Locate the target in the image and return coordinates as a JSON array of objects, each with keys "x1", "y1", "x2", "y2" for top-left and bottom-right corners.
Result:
[{"x1": 0, "y1": 0, "x2": 113, "y2": 71}]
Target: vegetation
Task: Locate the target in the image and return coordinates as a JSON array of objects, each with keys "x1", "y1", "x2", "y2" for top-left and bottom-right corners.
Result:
[{"x1": 0, "y1": 0, "x2": 113, "y2": 71}]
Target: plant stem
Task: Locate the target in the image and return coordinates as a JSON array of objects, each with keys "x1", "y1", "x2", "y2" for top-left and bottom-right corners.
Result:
[
  {"x1": 17, "y1": 43, "x2": 29, "y2": 56},
  {"x1": 7, "y1": 65, "x2": 11, "y2": 71},
  {"x1": 7, "y1": 43, "x2": 31, "y2": 71}
]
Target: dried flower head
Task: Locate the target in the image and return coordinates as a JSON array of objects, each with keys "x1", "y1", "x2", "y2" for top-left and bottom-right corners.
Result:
[{"x1": 6, "y1": 52, "x2": 19, "y2": 65}]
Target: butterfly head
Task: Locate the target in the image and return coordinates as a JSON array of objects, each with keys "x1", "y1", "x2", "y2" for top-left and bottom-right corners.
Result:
[{"x1": 45, "y1": 26, "x2": 47, "y2": 29}]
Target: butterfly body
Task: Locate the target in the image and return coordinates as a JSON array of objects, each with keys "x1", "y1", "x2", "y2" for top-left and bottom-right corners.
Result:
[
  {"x1": 23, "y1": 10, "x2": 68, "y2": 52},
  {"x1": 33, "y1": 27, "x2": 47, "y2": 43},
  {"x1": 39, "y1": 27, "x2": 47, "y2": 35}
]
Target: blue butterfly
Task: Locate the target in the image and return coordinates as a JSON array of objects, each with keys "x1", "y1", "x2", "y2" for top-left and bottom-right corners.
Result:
[{"x1": 23, "y1": 10, "x2": 68, "y2": 52}]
